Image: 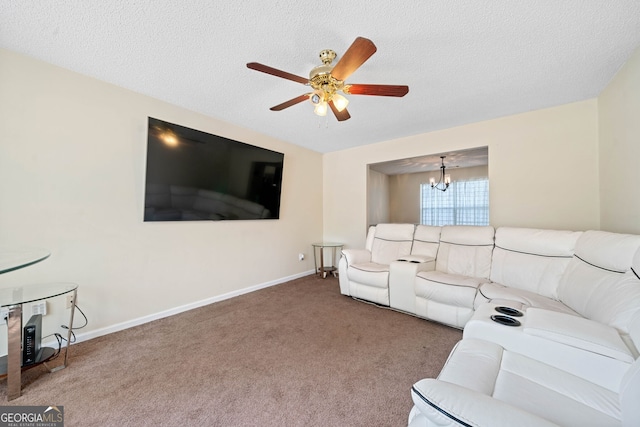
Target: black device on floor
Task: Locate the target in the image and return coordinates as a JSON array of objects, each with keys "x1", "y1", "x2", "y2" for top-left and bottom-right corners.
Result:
[{"x1": 23, "y1": 314, "x2": 42, "y2": 366}]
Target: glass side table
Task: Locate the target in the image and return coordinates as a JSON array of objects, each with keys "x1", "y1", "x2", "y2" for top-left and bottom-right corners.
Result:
[
  {"x1": 0, "y1": 282, "x2": 78, "y2": 400},
  {"x1": 312, "y1": 242, "x2": 344, "y2": 279},
  {"x1": 0, "y1": 246, "x2": 77, "y2": 400},
  {"x1": 0, "y1": 246, "x2": 50, "y2": 275}
]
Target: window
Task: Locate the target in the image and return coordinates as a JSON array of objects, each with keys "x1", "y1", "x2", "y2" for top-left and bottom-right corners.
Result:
[{"x1": 420, "y1": 178, "x2": 489, "y2": 226}]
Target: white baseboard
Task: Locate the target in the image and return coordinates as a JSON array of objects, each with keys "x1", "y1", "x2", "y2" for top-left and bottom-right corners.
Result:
[{"x1": 47, "y1": 270, "x2": 316, "y2": 348}]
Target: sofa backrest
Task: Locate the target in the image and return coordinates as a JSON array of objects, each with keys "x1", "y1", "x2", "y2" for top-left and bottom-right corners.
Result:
[
  {"x1": 436, "y1": 226, "x2": 495, "y2": 279},
  {"x1": 558, "y1": 231, "x2": 640, "y2": 333},
  {"x1": 411, "y1": 225, "x2": 441, "y2": 258},
  {"x1": 370, "y1": 224, "x2": 415, "y2": 265},
  {"x1": 364, "y1": 226, "x2": 376, "y2": 252},
  {"x1": 490, "y1": 227, "x2": 582, "y2": 299}
]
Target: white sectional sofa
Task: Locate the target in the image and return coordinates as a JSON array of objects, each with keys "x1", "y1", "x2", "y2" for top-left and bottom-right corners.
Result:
[{"x1": 338, "y1": 224, "x2": 640, "y2": 426}]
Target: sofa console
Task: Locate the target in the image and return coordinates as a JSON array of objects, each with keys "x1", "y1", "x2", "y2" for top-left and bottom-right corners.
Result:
[{"x1": 338, "y1": 224, "x2": 640, "y2": 426}]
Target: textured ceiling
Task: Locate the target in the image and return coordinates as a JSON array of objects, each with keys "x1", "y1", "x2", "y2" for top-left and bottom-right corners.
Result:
[
  {"x1": 2, "y1": 1, "x2": 640, "y2": 154},
  {"x1": 370, "y1": 147, "x2": 489, "y2": 175}
]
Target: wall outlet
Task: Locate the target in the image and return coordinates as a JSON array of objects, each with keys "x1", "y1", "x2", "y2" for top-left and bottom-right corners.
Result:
[
  {"x1": 66, "y1": 294, "x2": 75, "y2": 309},
  {"x1": 298, "y1": 253, "x2": 305, "y2": 261},
  {"x1": 0, "y1": 307, "x2": 8, "y2": 321},
  {"x1": 32, "y1": 301, "x2": 47, "y2": 316}
]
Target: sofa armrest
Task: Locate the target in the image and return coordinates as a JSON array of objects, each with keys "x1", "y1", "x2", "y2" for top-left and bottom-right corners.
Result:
[
  {"x1": 524, "y1": 308, "x2": 634, "y2": 363},
  {"x1": 397, "y1": 255, "x2": 435, "y2": 263},
  {"x1": 341, "y1": 248, "x2": 372, "y2": 265},
  {"x1": 411, "y1": 379, "x2": 559, "y2": 427},
  {"x1": 338, "y1": 249, "x2": 373, "y2": 297},
  {"x1": 389, "y1": 259, "x2": 435, "y2": 314}
]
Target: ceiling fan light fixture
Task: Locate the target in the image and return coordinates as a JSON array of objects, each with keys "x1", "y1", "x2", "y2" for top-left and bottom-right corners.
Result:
[
  {"x1": 332, "y1": 93, "x2": 349, "y2": 112},
  {"x1": 310, "y1": 92, "x2": 322, "y2": 105},
  {"x1": 314, "y1": 101, "x2": 328, "y2": 116},
  {"x1": 247, "y1": 37, "x2": 409, "y2": 122}
]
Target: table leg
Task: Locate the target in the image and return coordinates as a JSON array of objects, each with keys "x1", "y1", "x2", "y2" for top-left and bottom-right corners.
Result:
[
  {"x1": 47, "y1": 289, "x2": 77, "y2": 373},
  {"x1": 320, "y1": 247, "x2": 326, "y2": 278},
  {"x1": 7, "y1": 304, "x2": 22, "y2": 400},
  {"x1": 331, "y1": 246, "x2": 338, "y2": 277}
]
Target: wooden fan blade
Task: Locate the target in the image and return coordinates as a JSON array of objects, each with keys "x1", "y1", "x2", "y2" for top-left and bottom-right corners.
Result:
[
  {"x1": 330, "y1": 37, "x2": 377, "y2": 81},
  {"x1": 343, "y1": 84, "x2": 409, "y2": 97},
  {"x1": 270, "y1": 94, "x2": 311, "y2": 111},
  {"x1": 329, "y1": 100, "x2": 351, "y2": 121},
  {"x1": 247, "y1": 62, "x2": 309, "y2": 84}
]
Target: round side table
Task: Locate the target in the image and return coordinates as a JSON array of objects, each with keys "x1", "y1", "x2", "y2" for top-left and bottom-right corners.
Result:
[{"x1": 312, "y1": 242, "x2": 344, "y2": 278}]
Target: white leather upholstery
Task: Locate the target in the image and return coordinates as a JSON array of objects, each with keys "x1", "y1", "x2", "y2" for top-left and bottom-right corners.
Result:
[
  {"x1": 420, "y1": 260, "x2": 640, "y2": 426},
  {"x1": 621, "y1": 357, "x2": 640, "y2": 426},
  {"x1": 389, "y1": 259, "x2": 435, "y2": 314},
  {"x1": 370, "y1": 224, "x2": 415, "y2": 265},
  {"x1": 412, "y1": 226, "x2": 494, "y2": 327},
  {"x1": 364, "y1": 225, "x2": 640, "y2": 426},
  {"x1": 415, "y1": 271, "x2": 487, "y2": 328},
  {"x1": 339, "y1": 224, "x2": 415, "y2": 305},
  {"x1": 489, "y1": 227, "x2": 582, "y2": 299},
  {"x1": 435, "y1": 225, "x2": 495, "y2": 278},
  {"x1": 476, "y1": 282, "x2": 580, "y2": 315},
  {"x1": 524, "y1": 308, "x2": 634, "y2": 363},
  {"x1": 558, "y1": 231, "x2": 640, "y2": 331},
  {"x1": 410, "y1": 225, "x2": 441, "y2": 259},
  {"x1": 410, "y1": 338, "x2": 630, "y2": 427},
  {"x1": 464, "y1": 304, "x2": 632, "y2": 391}
]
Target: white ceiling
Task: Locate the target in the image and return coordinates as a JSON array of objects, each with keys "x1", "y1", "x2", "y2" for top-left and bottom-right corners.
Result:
[{"x1": 2, "y1": 1, "x2": 639, "y2": 154}]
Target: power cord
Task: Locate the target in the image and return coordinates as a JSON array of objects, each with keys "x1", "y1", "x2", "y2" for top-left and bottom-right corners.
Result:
[
  {"x1": 59, "y1": 303, "x2": 88, "y2": 344},
  {"x1": 41, "y1": 303, "x2": 88, "y2": 361}
]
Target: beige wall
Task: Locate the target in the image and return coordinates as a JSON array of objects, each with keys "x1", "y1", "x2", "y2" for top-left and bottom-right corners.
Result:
[
  {"x1": 598, "y1": 46, "x2": 640, "y2": 234},
  {"x1": 388, "y1": 165, "x2": 489, "y2": 224},
  {"x1": 324, "y1": 100, "x2": 600, "y2": 249},
  {"x1": 367, "y1": 168, "x2": 390, "y2": 226},
  {"x1": 0, "y1": 49, "x2": 323, "y2": 347}
]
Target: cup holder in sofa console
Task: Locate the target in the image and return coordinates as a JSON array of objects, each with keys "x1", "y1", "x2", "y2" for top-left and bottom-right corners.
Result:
[
  {"x1": 490, "y1": 315, "x2": 521, "y2": 327},
  {"x1": 495, "y1": 306, "x2": 523, "y2": 317}
]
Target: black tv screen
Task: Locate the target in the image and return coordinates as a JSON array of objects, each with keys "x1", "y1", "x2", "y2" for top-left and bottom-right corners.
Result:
[{"x1": 144, "y1": 117, "x2": 284, "y2": 221}]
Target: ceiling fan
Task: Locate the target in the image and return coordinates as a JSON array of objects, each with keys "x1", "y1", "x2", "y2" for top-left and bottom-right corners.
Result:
[{"x1": 246, "y1": 37, "x2": 409, "y2": 122}]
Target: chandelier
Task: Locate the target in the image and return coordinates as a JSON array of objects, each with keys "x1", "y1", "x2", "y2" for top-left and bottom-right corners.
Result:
[{"x1": 430, "y1": 156, "x2": 451, "y2": 192}]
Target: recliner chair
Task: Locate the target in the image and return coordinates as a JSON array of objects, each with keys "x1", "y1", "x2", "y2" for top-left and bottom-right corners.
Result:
[{"x1": 339, "y1": 223, "x2": 415, "y2": 305}]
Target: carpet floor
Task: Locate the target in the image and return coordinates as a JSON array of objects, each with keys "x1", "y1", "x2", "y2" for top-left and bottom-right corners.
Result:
[{"x1": 1, "y1": 274, "x2": 462, "y2": 426}]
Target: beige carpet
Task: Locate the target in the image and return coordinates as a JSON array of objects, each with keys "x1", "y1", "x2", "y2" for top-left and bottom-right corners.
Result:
[{"x1": 1, "y1": 274, "x2": 462, "y2": 426}]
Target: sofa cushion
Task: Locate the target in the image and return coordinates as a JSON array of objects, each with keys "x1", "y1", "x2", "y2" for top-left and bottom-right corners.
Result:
[
  {"x1": 369, "y1": 223, "x2": 415, "y2": 265},
  {"x1": 347, "y1": 262, "x2": 390, "y2": 288},
  {"x1": 490, "y1": 227, "x2": 581, "y2": 299},
  {"x1": 477, "y1": 282, "x2": 579, "y2": 315},
  {"x1": 558, "y1": 231, "x2": 640, "y2": 329},
  {"x1": 416, "y1": 270, "x2": 485, "y2": 308},
  {"x1": 436, "y1": 226, "x2": 495, "y2": 279}
]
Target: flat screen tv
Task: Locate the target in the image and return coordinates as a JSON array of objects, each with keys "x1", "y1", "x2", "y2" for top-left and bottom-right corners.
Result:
[{"x1": 143, "y1": 117, "x2": 284, "y2": 222}]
